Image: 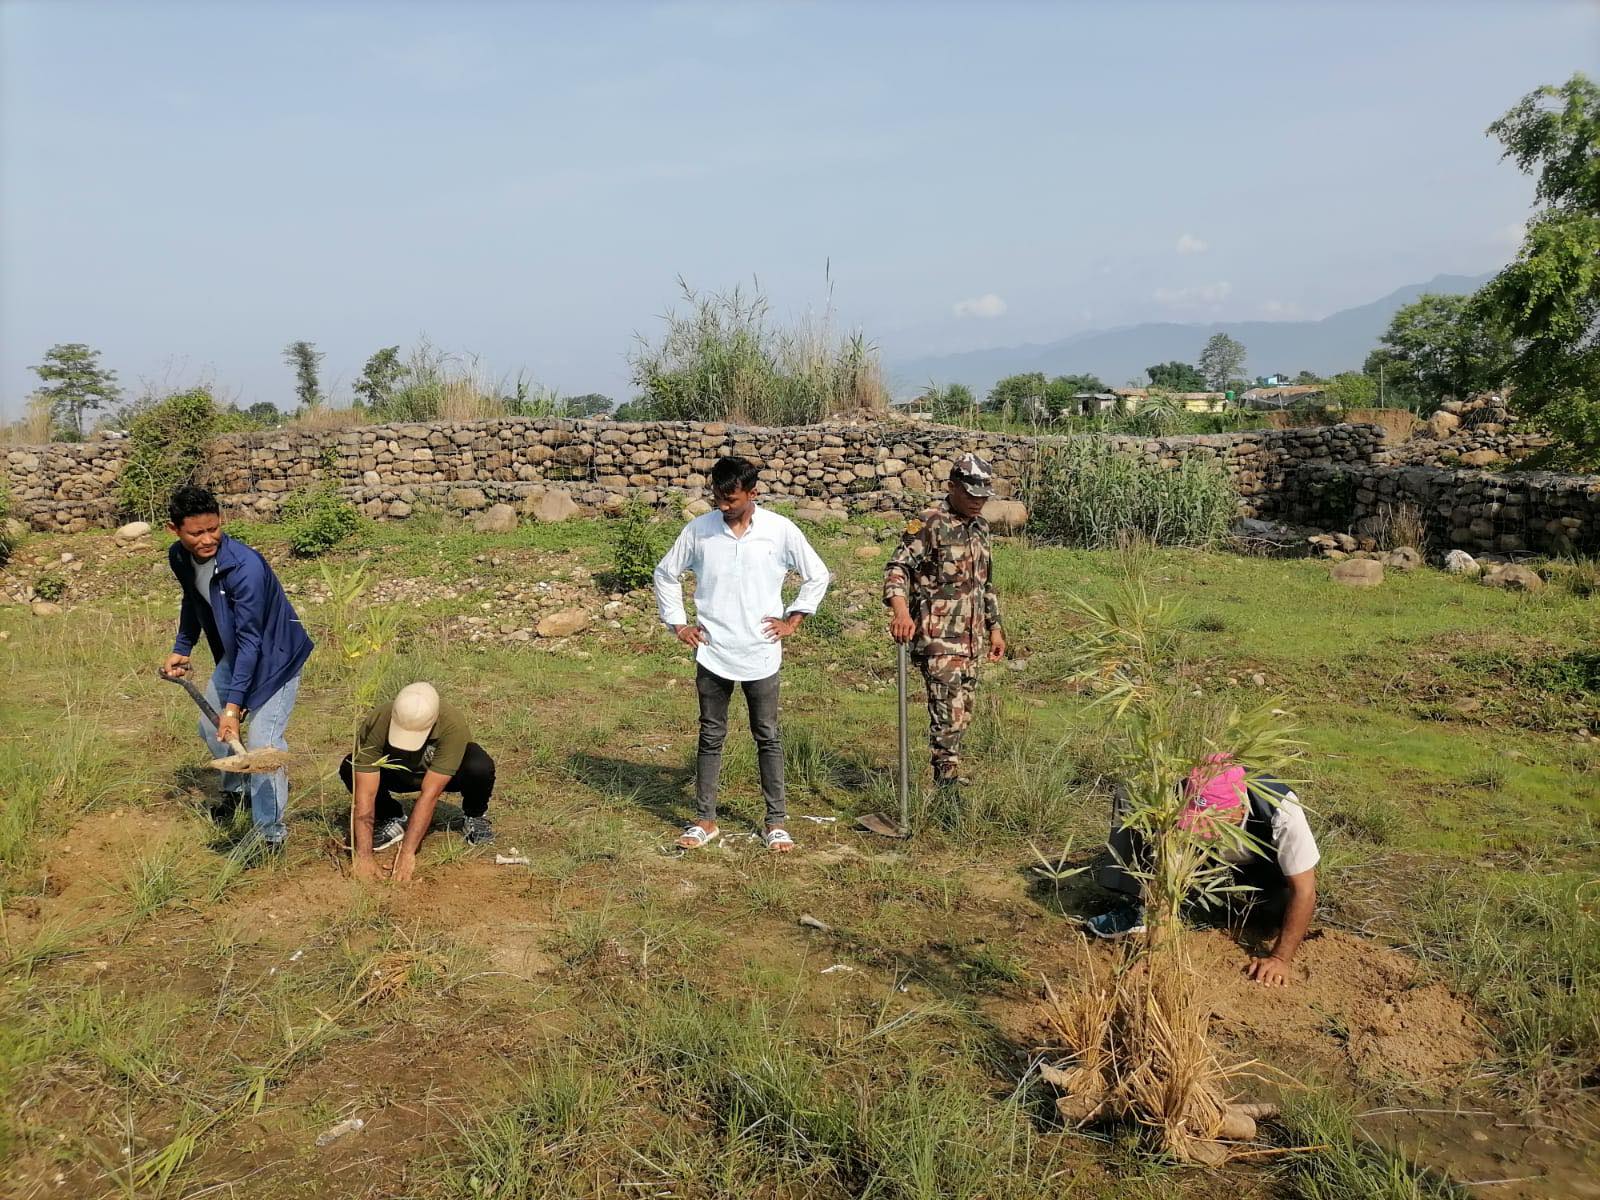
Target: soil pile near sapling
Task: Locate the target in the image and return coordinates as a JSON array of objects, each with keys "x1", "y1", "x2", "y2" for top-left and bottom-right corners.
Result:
[{"x1": 1186, "y1": 926, "x2": 1490, "y2": 1086}]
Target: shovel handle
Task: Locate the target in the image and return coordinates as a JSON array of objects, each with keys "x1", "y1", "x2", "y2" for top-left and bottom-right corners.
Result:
[
  {"x1": 157, "y1": 669, "x2": 248, "y2": 754},
  {"x1": 896, "y1": 642, "x2": 909, "y2": 832}
]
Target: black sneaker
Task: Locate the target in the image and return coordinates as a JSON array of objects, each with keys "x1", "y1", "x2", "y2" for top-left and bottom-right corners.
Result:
[
  {"x1": 461, "y1": 816, "x2": 495, "y2": 846},
  {"x1": 372, "y1": 818, "x2": 406, "y2": 852},
  {"x1": 1085, "y1": 904, "x2": 1147, "y2": 940},
  {"x1": 210, "y1": 790, "x2": 249, "y2": 823}
]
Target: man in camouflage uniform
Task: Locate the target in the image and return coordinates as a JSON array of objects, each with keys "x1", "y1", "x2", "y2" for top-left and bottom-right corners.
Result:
[{"x1": 883, "y1": 453, "x2": 1006, "y2": 792}]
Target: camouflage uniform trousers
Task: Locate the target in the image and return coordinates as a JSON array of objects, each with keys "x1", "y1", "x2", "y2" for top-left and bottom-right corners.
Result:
[{"x1": 916, "y1": 653, "x2": 978, "y2": 783}]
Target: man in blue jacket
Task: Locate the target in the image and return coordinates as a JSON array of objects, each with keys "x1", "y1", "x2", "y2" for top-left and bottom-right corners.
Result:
[{"x1": 159, "y1": 485, "x2": 313, "y2": 854}]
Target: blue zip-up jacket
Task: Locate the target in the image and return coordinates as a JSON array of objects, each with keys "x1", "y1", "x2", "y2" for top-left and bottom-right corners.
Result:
[{"x1": 170, "y1": 534, "x2": 314, "y2": 712}]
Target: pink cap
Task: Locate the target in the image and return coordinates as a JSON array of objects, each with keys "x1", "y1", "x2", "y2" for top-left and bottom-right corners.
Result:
[{"x1": 1178, "y1": 754, "x2": 1246, "y2": 836}]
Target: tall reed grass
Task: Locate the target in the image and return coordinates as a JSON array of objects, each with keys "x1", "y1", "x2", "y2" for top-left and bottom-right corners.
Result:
[
  {"x1": 628, "y1": 278, "x2": 888, "y2": 426},
  {"x1": 1026, "y1": 439, "x2": 1237, "y2": 548}
]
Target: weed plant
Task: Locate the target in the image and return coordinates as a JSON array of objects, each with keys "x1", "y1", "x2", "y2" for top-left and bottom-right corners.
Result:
[
  {"x1": 1027, "y1": 439, "x2": 1236, "y2": 548},
  {"x1": 608, "y1": 498, "x2": 667, "y2": 591},
  {"x1": 281, "y1": 483, "x2": 360, "y2": 556}
]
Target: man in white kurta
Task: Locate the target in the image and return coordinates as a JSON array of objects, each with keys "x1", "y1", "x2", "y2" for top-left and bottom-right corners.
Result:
[{"x1": 653, "y1": 457, "x2": 831, "y2": 853}]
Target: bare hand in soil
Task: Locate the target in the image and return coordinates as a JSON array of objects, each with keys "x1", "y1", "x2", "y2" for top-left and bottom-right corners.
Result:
[
  {"x1": 161, "y1": 653, "x2": 190, "y2": 678},
  {"x1": 389, "y1": 848, "x2": 418, "y2": 883},
  {"x1": 1246, "y1": 955, "x2": 1292, "y2": 986},
  {"x1": 351, "y1": 855, "x2": 381, "y2": 883}
]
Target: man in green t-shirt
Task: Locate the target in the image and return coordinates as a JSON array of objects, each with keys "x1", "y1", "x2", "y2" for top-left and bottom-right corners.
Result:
[{"x1": 339, "y1": 681, "x2": 496, "y2": 882}]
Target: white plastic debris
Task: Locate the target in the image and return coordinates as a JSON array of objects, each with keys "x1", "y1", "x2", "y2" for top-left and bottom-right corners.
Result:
[
  {"x1": 315, "y1": 1117, "x2": 365, "y2": 1147},
  {"x1": 495, "y1": 854, "x2": 531, "y2": 866},
  {"x1": 820, "y1": 964, "x2": 855, "y2": 975},
  {"x1": 798, "y1": 815, "x2": 837, "y2": 824}
]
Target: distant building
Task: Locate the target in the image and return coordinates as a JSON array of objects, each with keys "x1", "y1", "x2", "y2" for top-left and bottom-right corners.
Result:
[
  {"x1": 1240, "y1": 385, "x2": 1325, "y2": 410},
  {"x1": 1102, "y1": 388, "x2": 1230, "y2": 414}
]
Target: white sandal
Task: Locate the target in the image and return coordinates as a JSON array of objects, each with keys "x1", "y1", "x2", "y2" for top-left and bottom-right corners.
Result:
[
  {"x1": 677, "y1": 824, "x2": 719, "y2": 849},
  {"x1": 764, "y1": 827, "x2": 795, "y2": 853}
]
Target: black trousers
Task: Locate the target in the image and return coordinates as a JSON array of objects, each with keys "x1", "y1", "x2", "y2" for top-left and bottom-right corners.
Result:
[
  {"x1": 695, "y1": 665, "x2": 785, "y2": 825},
  {"x1": 339, "y1": 743, "x2": 495, "y2": 824}
]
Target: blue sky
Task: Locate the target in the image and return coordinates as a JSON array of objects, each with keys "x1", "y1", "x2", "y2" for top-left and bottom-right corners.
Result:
[{"x1": 1, "y1": 0, "x2": 1592, "y2": 412}]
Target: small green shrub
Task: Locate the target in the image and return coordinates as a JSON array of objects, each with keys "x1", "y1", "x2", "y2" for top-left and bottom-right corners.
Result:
[
  {"x1": 281, "y1": 484, "x2": 360, "y2": 557},
  {"x1": 1026, "y1": 439, "x2": 1236, "y2": 548},
  {"x1": 116, "y1": 388, "x2": 219, "y2": 523},
  {"x1": 32, "y1": 573, "x2": 67, "y2": 602},
  {"x1": 609, "y1": 498, "x2": 667, "y2": 590},
  {"x1": 802, "y1": 604, "x2": 844, "y2": 641}
]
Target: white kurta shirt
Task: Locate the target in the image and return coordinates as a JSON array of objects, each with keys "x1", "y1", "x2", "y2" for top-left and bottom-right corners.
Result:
[{"x1": 653, "y1": 506, "x2": 831, "y2": 682}]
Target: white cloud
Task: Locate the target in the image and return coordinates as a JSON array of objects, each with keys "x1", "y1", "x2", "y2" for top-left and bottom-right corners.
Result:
[
  {"x1": 1260, "y1": 299, "x2": 1304, "y2": 318},
  {"x1": 1175, "y1": 233, "x2": 1208, "y2": 255},
  {"x1": 1153, "y1": 281, "x2": 1231, "y2": 308},
  {"x1": 952, "y1": 293, "x2": 1007, "y2": 319}
]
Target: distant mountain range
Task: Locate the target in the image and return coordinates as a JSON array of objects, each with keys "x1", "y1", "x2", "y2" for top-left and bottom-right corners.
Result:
[{"x1": 889, "y1": 273, "x2": 1495, "y2": 397}]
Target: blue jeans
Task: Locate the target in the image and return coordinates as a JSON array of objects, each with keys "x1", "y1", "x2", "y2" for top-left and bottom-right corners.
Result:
[{"x1": 200, "y1": 658, "x2": 302, "y2": 843}]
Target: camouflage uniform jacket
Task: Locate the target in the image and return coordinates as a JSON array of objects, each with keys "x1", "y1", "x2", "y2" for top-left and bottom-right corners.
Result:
[{"x1": 883, "y1": 502, "x2": 1003, "y2": 659}]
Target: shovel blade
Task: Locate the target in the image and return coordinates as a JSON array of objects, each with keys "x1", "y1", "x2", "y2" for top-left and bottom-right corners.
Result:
[
  {"x1": 855, "y1": 812, "x2": 908, "y2": 839},
  {"x1": 207, "y1": 748, "x2": 292, "y2": 775}
]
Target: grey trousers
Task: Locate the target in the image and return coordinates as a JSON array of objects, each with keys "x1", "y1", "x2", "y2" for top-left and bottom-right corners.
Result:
[{"x1": 695, "y1": 665, "x2": 785, "y2": 826}]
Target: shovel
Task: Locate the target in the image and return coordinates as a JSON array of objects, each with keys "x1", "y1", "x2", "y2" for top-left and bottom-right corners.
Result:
[
  {"x1": 857, "y1": 642, "x2": 911, "y2": 839},
  {"x1": 158, "y1": 668, "x2": 292, "y2": 774}
]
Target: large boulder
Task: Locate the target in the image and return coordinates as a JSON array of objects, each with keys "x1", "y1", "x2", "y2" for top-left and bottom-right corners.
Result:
[
  {"x1": 450, "y1": 487, "x2": 489, "y2": 511},
  {"x1": 1381, "y1": 546, "x2": 1423, "y2": 572},
  {"x1": 1330, "y1": 559, "x2": 1384, "y2": 588},
  {"x1": 31, "y1": 601, "x2": 64, "y2": 616},
  {"x1": 1426, "y1": 410, "x2": 1461, "y2": 438},
  {"x1": 1482, "y1": 563, "x2": 1544, "y2": 592},
  {"x1": 537, "y1": 609, "x2": 591, "y2": 638},
  {"x1": 473, "y1": 503, "x2": 518, "y2": 534},
  {"x1": 1459, "y1": 449, "x2": 1504, "y2": 468},
  {"x1": 683, "y1": 498, "x2": 712, "y2": 518},
  {"x1": 528, "y1": 490, "x2": 580, "y2": 523},
  {"x1": 982, "y1": 499, "x2": 1029, "y2": 535},
  {"x1": 1443, "y1": 549, "x2": 1480, "y2": 576},
  {"x1": 115, "y1": 520, "x2": 152, "y2": 542}
]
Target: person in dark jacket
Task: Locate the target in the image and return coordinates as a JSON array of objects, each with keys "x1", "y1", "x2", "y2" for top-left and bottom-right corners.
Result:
[{"x1": 159, "y1": 485, "x2": 313, "y2": 853}]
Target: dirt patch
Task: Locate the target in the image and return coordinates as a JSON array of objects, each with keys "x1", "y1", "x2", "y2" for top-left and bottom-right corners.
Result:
[
  {"x1": 1190, "y1": 926, "x2": 1489, "y2": 1086},
  {"x1": 1007, "y1": 925, "x2": 1490, "y2": 1093}
]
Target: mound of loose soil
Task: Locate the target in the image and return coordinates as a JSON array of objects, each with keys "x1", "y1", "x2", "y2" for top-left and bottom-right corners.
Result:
[{"x1": 1188, "y1": 926, "x2": 1490, "y2": 1086}]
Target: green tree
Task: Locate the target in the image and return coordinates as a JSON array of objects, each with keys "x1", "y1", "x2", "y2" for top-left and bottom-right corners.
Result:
[
  {"x1": 916, "y1": 381, "x2": 976, "y2": 423},
  {"x1": 1145, "y1": 361, "x2": 1206, "y2": 390},
  {"x1": 353, "y1": 346, "x2": 403, "y2": 410},
  {"x1": 245, "y1": 401, "x2": 285, "y2": 427},
  {"x1": 1370, "y1": 294, "x2": 1514, "y2": 408},
  {"x1": 30, "y1": 343, "x2": 121, "y2": 440},
  {"x1": 1197, "y1": 333, "x2": 1246, "y2": 391},
  {"x1": 564, "y1": 393, "x2": 615, "y2": 418},
  {"x1": 986, "y1": 372, "x2": 1047, "y2": 420},
  {"x1": 1321, "y1": 371, "x2": 1378, "y2": 409},
  {"x1": 1473, "y1": 72, "x2": 1600, "y2": 467},
  {"x1": 283, "y1": 341, "x2": 324, "y2": 410}
]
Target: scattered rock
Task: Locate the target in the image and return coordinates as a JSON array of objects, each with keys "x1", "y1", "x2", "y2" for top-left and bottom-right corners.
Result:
[
  {"x1": 1381, "y1": 546, "x2": 1423, "y2": 572},
  {"x1": 114, "y1": 521, "x2": 152, "y2": 541},
  {"x1": 528, "y1": 490, "x2": 579, "y2": 523},
  {"x1": 536, "y1": 609, "x2": 591, "y2": 638},
  {"x1": 1443, "y1": 549, "x2": 1480, "y2": 576},
  {"x1": 30, "y1": 601, "x2": 64, "y2": 616},
  {"x1": 1459, "y1": 448, "x2": 1504, "y2": 468},
  {"x1": 982, "y1": 499, "x2": 1029, "y2": 535},
  {"x1": 1330, "y1": 559, "x2": 1384, "y2": 588},
  {"x1": 683, "y1": 498, "x2": 712, "y2": 518},
  {"x1": 473, "y1": 503, "x2": 518, "y2": 534},
  {"x1": 1482, "y1": 563, "x2": 1544, "y2": 592},
  {"x1": 450, "y1": 487, "x2": 489, "y2": 511}
]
